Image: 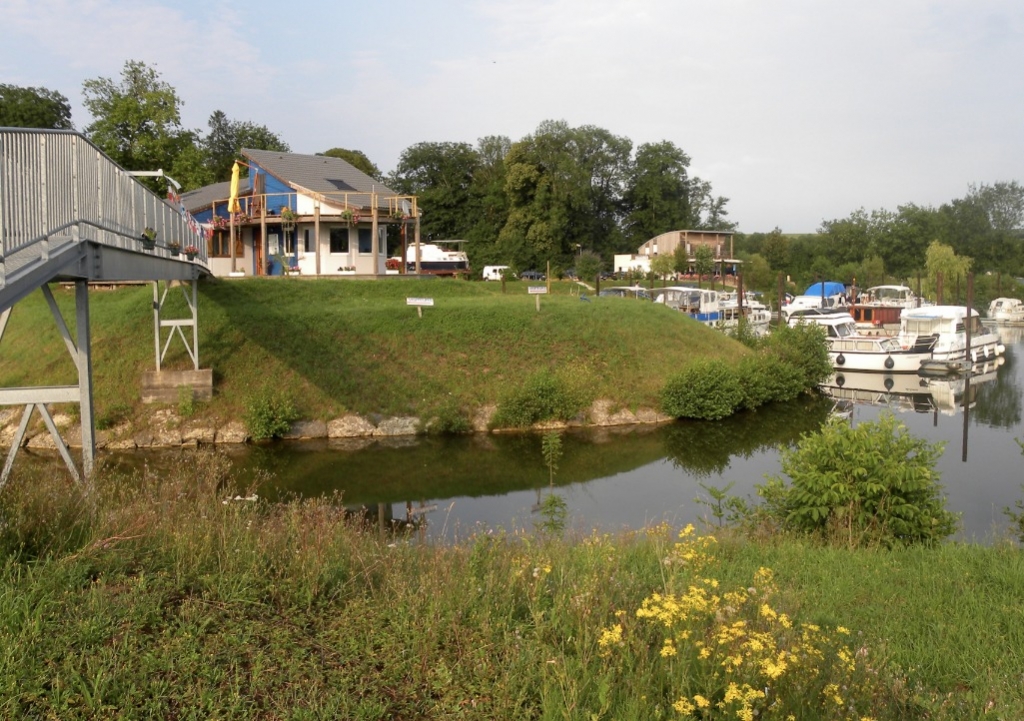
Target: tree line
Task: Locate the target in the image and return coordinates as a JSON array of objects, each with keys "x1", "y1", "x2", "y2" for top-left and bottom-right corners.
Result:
[
  {"x1": 2, "y1": 60, "x2": 730, "y2": 273},
  {"x1": 4, "y1": 60, "x2": 1020, "y2": 281},
  {"x1": 736, "y1": 182, "x2": 1024, "y2": 294}
]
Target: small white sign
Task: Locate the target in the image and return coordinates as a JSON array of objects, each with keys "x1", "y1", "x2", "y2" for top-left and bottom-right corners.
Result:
[
  {"x1": 528, "y1": 286, "x2": 548, "y2": 295},
  {"x1": 406, "y1": 297, "x2": 434, "y2": 307}
]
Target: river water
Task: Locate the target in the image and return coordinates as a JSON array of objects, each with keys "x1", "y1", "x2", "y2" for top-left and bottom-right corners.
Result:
[
  {"x1": 20, "y1": 328, "x2": 1023, "y2": 542},
  {"x1": 219, "y1": 324, "x2": 1024, "y2": 543}
]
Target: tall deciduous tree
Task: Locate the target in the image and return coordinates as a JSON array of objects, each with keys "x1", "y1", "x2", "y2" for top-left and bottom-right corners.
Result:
[
  {"x1": 497, "y1": 120, "x2": 632, "y2": 269},
  {"x1": 0, "y1": 84, "x2": 73, "y2": 129},
  {"x1": 925, "y1": 241, "x2": 971, "y2": 296},
  {"x1": 320, "y1": 147, "x2": 380, "y2": 181},
  {"x1": 389, "y1": 141, "x2": 480, "y2": 240},
  {"x1": 760, "y1": 227, "x2": 790, "y2": 271},
  {"x1": 82, "y1": 60, "x2": 193, "y2": 185},
  {"x1": 623, "y1": 141, "x2": 694, "y2": 246},
  {"x1": 204, "y1": 110, "x2": 290, "y2": 182}
]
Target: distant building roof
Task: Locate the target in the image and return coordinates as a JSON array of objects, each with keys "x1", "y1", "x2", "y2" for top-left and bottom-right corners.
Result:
[
  {"x1": 242, "y1": 148, "x2": 397, "y2": 199},
  {"x1": 181, "y1": 180, "x2": 233, "y2": 213}
]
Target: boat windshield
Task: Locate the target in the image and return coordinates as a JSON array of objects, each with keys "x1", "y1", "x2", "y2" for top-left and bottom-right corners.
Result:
[{"x1": 832, "y1": 321, "x2": 856, "y2": 338}]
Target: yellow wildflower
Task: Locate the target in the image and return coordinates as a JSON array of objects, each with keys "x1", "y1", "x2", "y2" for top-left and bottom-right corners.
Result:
[{"x1": 673, "y1": 696, "x2": 695, "y2": 715}]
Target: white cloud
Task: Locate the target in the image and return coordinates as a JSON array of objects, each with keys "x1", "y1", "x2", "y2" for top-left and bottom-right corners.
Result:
[{"x1": 3, "y1": 0, "x2": 1021, "y2": 232}]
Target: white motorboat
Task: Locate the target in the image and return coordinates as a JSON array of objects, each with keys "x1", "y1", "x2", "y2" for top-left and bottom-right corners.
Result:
[
  {"x1": 829, "y1": 334, "x2": 933, "y2": 373},
  {"x1": 718, "y1": 291, "x2": 772, "y2": 329},
  {"x1": 401, "y1": 241, "x2": 469, "y2": 276},
  {"x1": 781, "y1": 281, "x2": 848, "y2": 323},
  {"x1": 988, "y1": 297, "x2": 1024, "y2": 324},
  {"x1": 787, "y1": 308, "x2": 859, "y2": 336},
  {"x1": 897, "y1": 305, "x2": 1005, "y2": 362}
]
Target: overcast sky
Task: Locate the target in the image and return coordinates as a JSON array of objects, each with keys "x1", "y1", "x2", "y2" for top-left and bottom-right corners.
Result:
[{"x1": 3, "y1": 0, "x2": 1021, "y2": 233}]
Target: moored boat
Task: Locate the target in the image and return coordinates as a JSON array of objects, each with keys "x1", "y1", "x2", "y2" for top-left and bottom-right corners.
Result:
[
  {"x1": 829, "y1": 334, "x2": 934, "y2": 373},
  {"x1": 988, "y1": 297, "x2": 1024, "y2": 324},
  {"x1": 651, "y1": 286, "x2": 722, "y2": 326},
  {"x1": 850, "y1": 284, "x2": 928, "y2": 328},
  {"x1": 897, "y1": 305, "x2": 1005, "y2": 362},
  {"x1": 400, "y1": 241, "x2": 469, "y2": 276}
]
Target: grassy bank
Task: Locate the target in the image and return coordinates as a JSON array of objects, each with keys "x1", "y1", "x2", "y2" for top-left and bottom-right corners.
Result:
[
  {"x1": 1, "y1": 460, "x2": 1022, "y2": 719},
  {"x1": 0, "y1": 278, "x2": 742, "y2": 427}
]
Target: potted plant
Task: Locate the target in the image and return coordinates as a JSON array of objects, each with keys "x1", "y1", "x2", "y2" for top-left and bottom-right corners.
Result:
[
  {"x1": 168, "y1": 240, "x2": 181, "y2": 256},
  {"x1": 140, "y1": 227, "x2": 157, "y2": 250},
  {"x1": 212, "y1": 215, "x2": 229, "y2": 231},
  {"x1": 184, "y1": 245, "x2": 199, "y2": 261},
  {"x1": 280, "y1": 207, "x2": 297, "y2": 232},
  {"x1": 339, "y1": 209, "x2": 355, "y2": 225}
]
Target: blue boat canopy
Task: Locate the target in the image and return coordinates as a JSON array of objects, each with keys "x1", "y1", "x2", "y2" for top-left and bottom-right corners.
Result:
[{"x1": 803, "y1": 281, "x2": 846, "y2": 297}]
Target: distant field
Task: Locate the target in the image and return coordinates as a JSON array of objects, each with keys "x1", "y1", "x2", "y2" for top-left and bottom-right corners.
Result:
[{"x1": 0, "y1": 277, "x2": 746, "y2": 424}]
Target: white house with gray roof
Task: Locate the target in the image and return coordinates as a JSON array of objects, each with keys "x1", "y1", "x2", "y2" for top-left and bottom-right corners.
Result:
[{"x1": 183, "y1": 149, "x2": 420, "y2": 278}]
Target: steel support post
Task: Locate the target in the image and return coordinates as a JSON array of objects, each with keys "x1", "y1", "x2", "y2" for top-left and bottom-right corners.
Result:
[{"x1": 76, "y1": 280, "x2": 95, "y2": 478}]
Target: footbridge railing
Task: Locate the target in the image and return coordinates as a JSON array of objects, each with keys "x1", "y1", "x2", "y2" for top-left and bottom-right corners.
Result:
[
  {"x1": 1, "y1": 128, "x2": 208, "y2": 304},
  {"x1": 1, "y1": 129, "x2": 212, "y2": 488}
]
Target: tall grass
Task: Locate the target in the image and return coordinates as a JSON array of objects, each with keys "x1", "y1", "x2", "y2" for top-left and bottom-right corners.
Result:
[{"x1": 0, "y1": 461, "x2": 1021, "y2": 718}]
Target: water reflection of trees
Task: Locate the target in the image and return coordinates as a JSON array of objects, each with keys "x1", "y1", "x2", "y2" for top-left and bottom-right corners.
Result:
[
  {"x1": 972, "y1": 348, "x2": 1022, "y2": 428},
  {"x1": 662, "y1": 397, "x2": 833, "y2": 476}
]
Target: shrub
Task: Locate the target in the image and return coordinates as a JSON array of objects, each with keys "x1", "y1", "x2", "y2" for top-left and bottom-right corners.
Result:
[
  {"x1": 660, "y1": 359, "x2": 742, "y2": 420},
  {"x1": 244, "y1": 388, "x2": 298, "y2": 440},
  {"x1": 761, "y1": 323, "x2": 833, "y2": 391},
  {"x1": 763, "y1": 413, "x2": 958, "y2": 547},
  {"x1": 177, "y1": 385, "x2": 197, "y2": 418},
  {"x1": 425, "y1": 400, "x2": 472, "y2": 434},
  {"x1": 491, "y1": 370, "x2": 589, "y2": 429},
  {"x1": 736, "y1": 352, "x2": 806, "y2": 410}
]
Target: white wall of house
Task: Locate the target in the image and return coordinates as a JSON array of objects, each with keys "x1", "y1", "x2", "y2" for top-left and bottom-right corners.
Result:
[{"x1": 613, "y1": 254, "x2": 650, "y2": 274}]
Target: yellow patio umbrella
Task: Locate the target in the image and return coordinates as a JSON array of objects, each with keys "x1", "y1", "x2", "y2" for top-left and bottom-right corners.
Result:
[{"x1": 228, "y1": 161, "x2": 241, "y2": 214}]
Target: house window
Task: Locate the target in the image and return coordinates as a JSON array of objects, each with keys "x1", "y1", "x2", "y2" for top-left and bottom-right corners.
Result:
[
  {"x1": 208, "y1": 230, "x2": 243, "y2": 258},
  {"x1": 329, "y1": 227, "x2": 349, "y2": 253},
  {"x1": 282, "y1": 230, "x2": 298, "y2": 254},
  {"x1": 358, "y1": 227, "x2": 372, "y2": 254},
  {"x1": 304, "y1": 229, "x2": 316, "y2": 253}
]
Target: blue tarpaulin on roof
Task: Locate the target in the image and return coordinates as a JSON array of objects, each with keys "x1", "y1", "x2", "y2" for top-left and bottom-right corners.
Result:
[{"x1": 803, "y1": 281, "x2": 846, "y2": 297}]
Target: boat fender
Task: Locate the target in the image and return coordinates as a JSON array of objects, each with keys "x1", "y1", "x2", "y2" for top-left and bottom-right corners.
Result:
[
  {"x1": 884, "y1": 356, "x2": 895, "y2": 369},
  {"x1": 836, "y1": 374, "x2": 845, "y2": 387},
  {"x1": 884, "y1": 377, "x2": 894, "y2": 391},
  {"x1": 836, "y1": 353, "x2": 845, "y2": 366}
]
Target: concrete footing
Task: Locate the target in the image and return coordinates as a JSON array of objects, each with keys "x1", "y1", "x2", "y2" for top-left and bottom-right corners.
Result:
[{"x1": 141, "y1": 369, "x2": 214, "y2": 403}]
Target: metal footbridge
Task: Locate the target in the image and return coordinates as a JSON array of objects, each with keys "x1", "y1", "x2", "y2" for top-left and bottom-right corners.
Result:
[{"x1": 1, "y1": 128, "x2": 211, "y2": 486}]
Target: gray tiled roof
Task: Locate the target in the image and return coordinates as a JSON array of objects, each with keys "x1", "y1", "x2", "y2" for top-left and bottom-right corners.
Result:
[
  {"x1": 242, "y1": 149, "x2": 398, "y2": 209},
  {"x1": 181, "y1": 181, "x2": 233, "y2": 213}
]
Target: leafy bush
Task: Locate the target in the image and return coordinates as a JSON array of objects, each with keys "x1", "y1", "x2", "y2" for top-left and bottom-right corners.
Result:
[
  {"x1": 660, "y1": 359, "x2": 742, "y2": 420},
  {"x1": 761, "y1": 323, "x2": 833, "y2": 391},
  {"x1": 763, "y1": 414, "x2": 958, "y2": 547},
  {"x1": 491, "y1": 370, "x2": 590, "y2": 429},
  {"x1": 244, "y1": 388, "x2": 298, "y2": 441},
  {"x1": 736, "y1": 352, "x2": 806, "y2": 410},
  {"x1": 425, "y1": 401, "x2": 472, "y2": 434},
  {"x1": 177, "y1": 385, "x2": 197, "y2": 418}
]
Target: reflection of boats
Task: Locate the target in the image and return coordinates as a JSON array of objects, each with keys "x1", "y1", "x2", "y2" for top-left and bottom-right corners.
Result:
[
  {"x1": 995, "y1": 323, "x2": 1024, "y2": 345},
  {"x1": 821, "y1": 359, "x2": 1002, "y2": 415},
  {"x1": 988, "y1": 297, "x2": 1024, "y2": 324},
  {"x1": 898, "y1": 306, "x2": 1005, "y2": 362},
  {"x1": 830, "y1": 334, "x2": 934, "y2": 373},
  {"x1": 850, "y1": 285, "x2": 929, "y2": 327}
]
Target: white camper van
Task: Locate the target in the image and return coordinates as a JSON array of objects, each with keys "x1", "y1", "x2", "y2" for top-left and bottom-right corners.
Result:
[{"x1": 482, "y1": 265, "x2": 514, "y2": 281}]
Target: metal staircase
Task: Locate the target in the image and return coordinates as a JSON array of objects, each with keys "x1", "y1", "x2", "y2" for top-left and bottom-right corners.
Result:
[{"x1": 1, "y1": 128, "x2": 211, "y2": 487}]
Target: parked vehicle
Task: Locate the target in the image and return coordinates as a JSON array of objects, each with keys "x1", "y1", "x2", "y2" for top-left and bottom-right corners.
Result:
[
  {"x1": 482, "y1": 265, "x2": 513, "y2": 281},
  {"x1": 520, "y1": 270, "x2": 545, "y2": 281}
]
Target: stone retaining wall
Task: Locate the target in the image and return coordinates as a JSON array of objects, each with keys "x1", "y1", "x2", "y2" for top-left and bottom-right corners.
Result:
[{"x1": 0, "y1": 400, "x2": 672, "y2": 451}]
